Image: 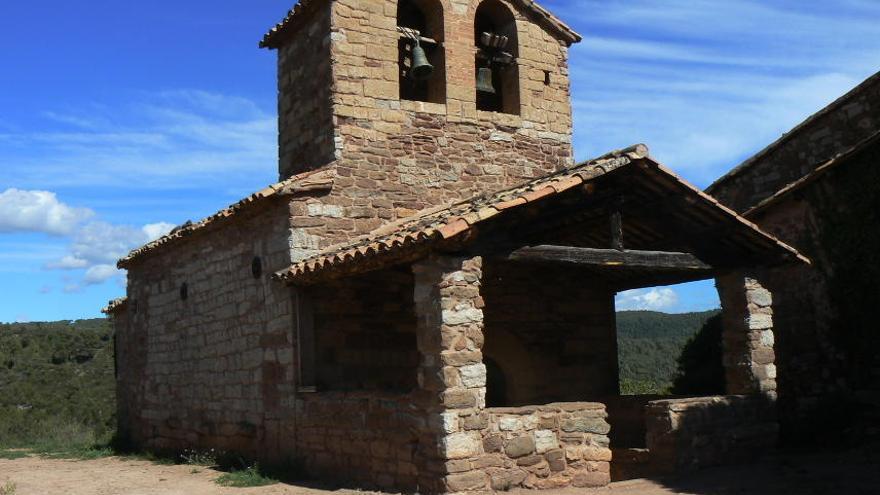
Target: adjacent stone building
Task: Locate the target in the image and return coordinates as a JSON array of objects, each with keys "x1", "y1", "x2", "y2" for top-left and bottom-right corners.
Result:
[
  {"x1": 708, "y1": 70, "x2": 880, "y2": 443},
  {"x1": 106, "y1": 1, "x2": 809, "y2": 492}
]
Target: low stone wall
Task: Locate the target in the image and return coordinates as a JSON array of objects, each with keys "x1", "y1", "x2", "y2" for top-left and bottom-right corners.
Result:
[
  {"x1": 295, "y1": 391, "x2": 424, "y2": 491},
  {"x1": 603, "y1": 395, "x2": 667, "y2": 449},
  {"x1": 645, "y1": 395, "x2": 778, "y2": 474},
  {"x1": 442, "y1": 403, "x2": 612, "y2": 492}
]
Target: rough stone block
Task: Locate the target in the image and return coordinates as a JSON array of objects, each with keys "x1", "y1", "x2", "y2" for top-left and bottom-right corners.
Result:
[
  {"x1": 534, "y1": 430, "x2": 559, "y2": 454},
  {"x1": 505, "y1": 435, "x2": 536, "y2": 458},
  {"x1": 446, "y1": 471, "x2": 489, "y2": 492},
  {"x1": 442, "y1": 432, "x2": 482, "y2": 460}
]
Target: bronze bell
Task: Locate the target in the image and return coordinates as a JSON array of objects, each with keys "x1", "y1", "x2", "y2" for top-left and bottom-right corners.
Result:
[
  {"x1": 409, "y1": 41, "x2": 434, "y2": 81},
  {"x1": 476, "y1": 66, "x2": 496, "y2": 94}
]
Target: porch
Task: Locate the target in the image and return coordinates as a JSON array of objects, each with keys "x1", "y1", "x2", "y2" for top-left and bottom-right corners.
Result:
[{"x1": 277, "y1": 146, "x2": 806, "y2": 493}]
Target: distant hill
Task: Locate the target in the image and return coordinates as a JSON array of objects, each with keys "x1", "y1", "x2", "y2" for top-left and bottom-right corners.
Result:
[
  {"x1": 616, "y1": 310, "x2": 721, "y2": 394},
  {"x1": 0, "y1": 319, "x2": 115, "y2": 447},
  {"x1": 0, "y1": 310, "x2": 717, "y2": 447}
]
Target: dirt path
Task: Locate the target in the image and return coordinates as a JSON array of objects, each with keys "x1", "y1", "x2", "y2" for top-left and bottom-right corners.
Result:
[{"x1": 1, "y1": 447, "x2": 877, "y2": 495}]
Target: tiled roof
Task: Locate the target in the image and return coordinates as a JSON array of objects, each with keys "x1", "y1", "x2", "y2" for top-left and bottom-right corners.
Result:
[
  {"x1": 273, "y1": 145, "x2": 808, "y2": 284},
  {"x1": 102, "y1": 297, "x2": 127, "y2": 315},
  {"x1": 117, "y1": 169, "x2": 335, "y2": 269},
  {"x1": 259, "y1": 0, "x2": 582, "y2": 49}
]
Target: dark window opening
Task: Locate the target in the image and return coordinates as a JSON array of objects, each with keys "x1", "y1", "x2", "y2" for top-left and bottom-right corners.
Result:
[
  {"x1": 474, "y1": 0, "x2": 520, "y2": 114},
  {"x1": 397, "y1": 0, "x2": 446, "y2": 104},
  {"x1": 179, "y1": 283, "x2": 188, "y2": 301},
  {"x1": 485, "y1": 357, "x2": 508, "y2": 407},
  {"x1": 251, "y1": 256, "x2": 263, "y2": 279}
]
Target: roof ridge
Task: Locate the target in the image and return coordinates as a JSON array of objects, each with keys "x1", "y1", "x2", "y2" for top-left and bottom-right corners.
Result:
[
  {"x1": 117, "y1": 168, "x2": 336, "y2": 268},
  {"x1": 708, "y1": 69, "x2": 880, "y2": 193},
  {"x1": 274, "y1": 144, "x2": 652, "y2": 282}
]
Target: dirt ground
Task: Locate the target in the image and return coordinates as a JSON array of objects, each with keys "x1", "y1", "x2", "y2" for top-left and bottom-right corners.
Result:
[{"x1": 0, "y1": 447, "x2": 877, "y2": 495}]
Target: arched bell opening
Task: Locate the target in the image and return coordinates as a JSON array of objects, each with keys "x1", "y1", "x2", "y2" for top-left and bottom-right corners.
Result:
[
  {"x1": 397, "y1": 0, "x2": 446, "y2": 104},
  {"x1": 474, "y1": 0, "x2": 520, "y2": 115}
]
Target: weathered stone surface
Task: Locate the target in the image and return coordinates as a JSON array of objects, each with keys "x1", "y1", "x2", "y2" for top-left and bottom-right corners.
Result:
[
  {"x1": 446, "y1": 471, "x2": 489, "y2": 492},
  {"x1": 546, "y1": 449, "x2": 566, "y2": 472},
  {"x1": 505, "y1": 436, "x2": 536, "y2": 458},
  {"x1": 534, "y1": 429, "x2": 559, "y2": 454},
  {"x1": 442, "y1": 432, "x2": 482, "y2": 460},
  {"x1": 459, "y1": 364, "x2": 487, "y2": 388},
  {"x1": 489, "y1": 468, "x2": 528, "y2": 491},
  {"x1": 561, "y1": 417, "x2": 611, "y2": 435}
]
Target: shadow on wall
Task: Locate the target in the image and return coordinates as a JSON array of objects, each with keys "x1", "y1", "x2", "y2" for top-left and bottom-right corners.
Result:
[{"x1": 672, "y1": 314, "x2": 725, "y2": 396}]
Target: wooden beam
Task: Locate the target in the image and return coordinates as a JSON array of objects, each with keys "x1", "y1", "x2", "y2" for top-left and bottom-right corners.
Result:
[{"x1": 507, "y1": 246, "x2": 712, "y2": 270}]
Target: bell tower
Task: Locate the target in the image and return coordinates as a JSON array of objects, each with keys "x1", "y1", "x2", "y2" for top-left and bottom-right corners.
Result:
[{"x1": 261, "y1": 0, "x2": 581, "y2": 215}]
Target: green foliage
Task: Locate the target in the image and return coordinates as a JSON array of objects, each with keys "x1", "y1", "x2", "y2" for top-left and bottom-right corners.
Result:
[
  {"x1": 215, "y1": 464, "x2": 278, "y2": 488},
  {"x1": 672, "y1": 314, "x2": 725, "y2": 395},
  {"x1": 0, "y1": 481, "x2": 17, "y2": 495},
  {"x1": 617, "y1": 310, "x2": 720, "y2": 395},
  {"x1": 0, "y1": 319, "x2": 115, "y2": 455}
]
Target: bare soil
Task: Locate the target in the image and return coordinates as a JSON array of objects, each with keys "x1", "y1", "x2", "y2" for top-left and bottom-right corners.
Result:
[{"x1": 0, "y1": 447, "x2": 877, "y2": 495}]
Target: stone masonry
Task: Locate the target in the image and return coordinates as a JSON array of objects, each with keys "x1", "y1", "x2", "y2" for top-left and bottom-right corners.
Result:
[
  {"x1": 412, "y1": 256, "x2": 611, "y2": 492},
  {"x1": 716, "y1": 273, "x2": 777, "y2": 397},
  {"x1": 709, "y1": 70, "x2": 880, "y2": 442},
  {"x1": 109, "y1": 1, "x2": 800, "y2": 492},
  {"x1": 276, "y1": 0, "x2": 577, "y2": 261}
]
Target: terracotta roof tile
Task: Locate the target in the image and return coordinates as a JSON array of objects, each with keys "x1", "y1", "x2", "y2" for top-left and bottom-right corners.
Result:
[
  {"x1": 118, "y1": 168, "x2": 335, "y2": 269},
  {"x1": 274, "y1": 144, "x2": 650, "y2": 283}
]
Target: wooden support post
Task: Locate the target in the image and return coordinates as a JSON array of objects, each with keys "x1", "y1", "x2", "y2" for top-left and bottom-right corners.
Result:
[{"x1": 610, "y1": 197, "x2": 624, "y2": 251}]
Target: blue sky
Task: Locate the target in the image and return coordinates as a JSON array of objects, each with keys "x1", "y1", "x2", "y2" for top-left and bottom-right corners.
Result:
[{"x1": 1, "y1": 1, "x2": 879, "y2": 322}]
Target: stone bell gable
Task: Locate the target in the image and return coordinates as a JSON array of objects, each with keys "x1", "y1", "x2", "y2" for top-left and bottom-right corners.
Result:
[{"x1": 261, "y1": 0, "x2": 582, "y2": 219}]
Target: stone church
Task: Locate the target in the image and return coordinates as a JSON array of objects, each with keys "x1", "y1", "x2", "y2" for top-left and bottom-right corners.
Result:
[
  {"x1": 708, "y1": 70, "x2": 880, "y2": 443},
  {"x1": 106, "y1": 0, "x2": 808, "y2": 492}
]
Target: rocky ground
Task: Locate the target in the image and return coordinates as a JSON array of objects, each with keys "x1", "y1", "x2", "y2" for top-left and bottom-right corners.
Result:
[{"x1": 0, "y1": 446, "x2": 877, "y2": 495}]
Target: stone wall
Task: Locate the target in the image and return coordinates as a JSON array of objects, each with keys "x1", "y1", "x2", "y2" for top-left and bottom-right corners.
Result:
[
  {"x1": 274, "y1": 0, "x2": 577, "y2": 252},
  {"x1": 481, "y1": 260, "x2": 619, "y2": 406},
  {"x1": 115, "y1": 200, "x2": 297, "y2": 459},
  {"x1": 295, "y1": 391, "x2": 424, "y2": 491},
  {"x1": 716, "y1": 273, "x2": 777, "y2": 396},
  {"x1": 645, "y1": 395, "x2": 778, "y2": 474},
  {"x1": 709, "y1": 71, "x2": 880, "y2": 212},
  {"x1": 745, "y1": 143, "x2": 880, "y2": 441},
  {"x1": 412, "y1": 255, "x2": 612, "y2": 492},
  {"x1": 310, "y1": 266, "x2": 419, "y2": 392},
  {"x1": 474, "y1": 404, "x2": 612, "y2": 490},
  {"x1": 277, "y1": 2, "x2": 337, "y2": 179}
]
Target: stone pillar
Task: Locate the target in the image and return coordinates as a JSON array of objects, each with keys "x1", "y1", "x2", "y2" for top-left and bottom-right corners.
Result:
[
  {"x1": 413, "y1": 255, "x2": 488, "y2": 494},
  {"x1": 716, "y1": 272, "x2": 777, "y2": 396}
]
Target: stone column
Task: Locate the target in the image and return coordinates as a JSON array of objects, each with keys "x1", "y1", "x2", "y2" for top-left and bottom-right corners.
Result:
[
  {"x1": 413, "y1": 255, "x2": 488, "y2": 494},
  {"x1": 716, "y1": 272, "x2": 777, "y2": 396}
]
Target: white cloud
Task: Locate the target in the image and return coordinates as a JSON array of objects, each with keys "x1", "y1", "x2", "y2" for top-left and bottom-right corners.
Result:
[
  {"x1": 2, "y1": 90, "x2": 276, "y2": 190},
  {"x1": 0, "y1": 189, "x2": 94, "y2": 235},
  {"x1": 84, "y1": 264, "x2": 120, "y2": 285},
  {"x1": 142, "y1": 222, "x2": 176, "y2": 241},
  {"x1": 45, "y1": 219, "x2": 176, "y2": 287},
  {"x1": 616, "y1": 288, "x2": 679, "y2": 312},
  {"x1": 45, "y1": 255, "x2": 89, "y2": 270},
  {"x1": 545, "y1": 0, "x2": 880, "y2": 186}
]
